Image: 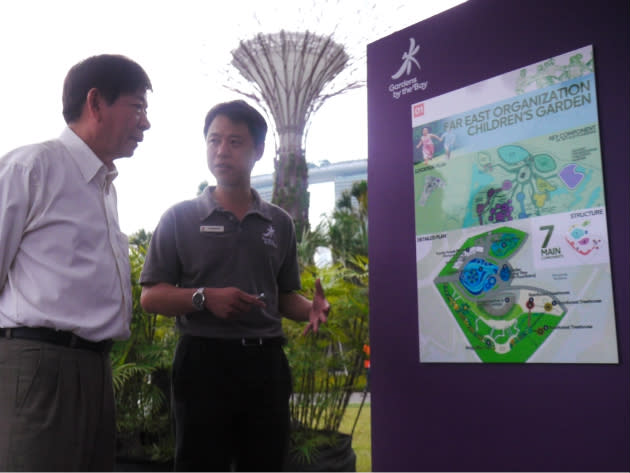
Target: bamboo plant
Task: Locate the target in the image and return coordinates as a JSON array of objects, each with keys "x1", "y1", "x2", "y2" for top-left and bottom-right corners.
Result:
[{"x1": 283, "y1": 256, "x2": 369, "y2": 466}]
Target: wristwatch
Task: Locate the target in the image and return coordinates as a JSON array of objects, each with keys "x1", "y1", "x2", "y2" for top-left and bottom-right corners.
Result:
[{"x1": 192, "y1": 287, "x2": 206, "y2": 311}]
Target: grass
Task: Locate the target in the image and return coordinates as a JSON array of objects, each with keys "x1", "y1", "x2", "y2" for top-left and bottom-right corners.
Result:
[{"x1": 340, "y1": 402, "x2": 372, "y2": 472}]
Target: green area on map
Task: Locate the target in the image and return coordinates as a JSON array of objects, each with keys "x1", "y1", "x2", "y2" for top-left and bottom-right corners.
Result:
[
  {"x1": 433, "y1": 226, "x2": 567, "y2": 362},
  {"x1": 414, "y1": 125, "x2": 603, "y2": 235}
]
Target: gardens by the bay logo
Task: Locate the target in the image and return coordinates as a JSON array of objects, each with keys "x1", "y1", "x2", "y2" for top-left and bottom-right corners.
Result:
[{"x1": 388, "y1": 37, "x2": 428, "y2": 100}]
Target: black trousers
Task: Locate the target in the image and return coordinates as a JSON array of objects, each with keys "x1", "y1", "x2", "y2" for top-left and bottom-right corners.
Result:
[{"x1": 172, "y1": 336, "x2": 292, "y2": 472}]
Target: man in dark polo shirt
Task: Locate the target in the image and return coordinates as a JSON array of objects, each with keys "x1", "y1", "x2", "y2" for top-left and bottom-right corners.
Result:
[{"x1": 140, "y1": 100, "x2": 330, "y2": 472}]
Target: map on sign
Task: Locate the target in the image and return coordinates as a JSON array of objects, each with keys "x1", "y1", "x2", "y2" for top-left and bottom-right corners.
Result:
[
  {"x1": 412, "y1": 45, "x2": 618, "y2": 363},
  {"x1": 415, "y1": 127, "x2": 604, "y2": 235},
  {"x1": 433, "y1": 227, "x2": 568, "y2": 363}
]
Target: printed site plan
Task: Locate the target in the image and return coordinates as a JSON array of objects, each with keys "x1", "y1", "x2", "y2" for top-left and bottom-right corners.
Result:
[{"x1": 411, "y1": 45, "x2": 618, "y2": 363}]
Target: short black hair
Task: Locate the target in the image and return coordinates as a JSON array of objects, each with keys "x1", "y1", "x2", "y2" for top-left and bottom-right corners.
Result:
[
  {"x1": 203, "y1": 100, "x2": 267, "y2": 147},
  {"x1": 62, "y1": 54, "x2": 152, "y2": 124}
]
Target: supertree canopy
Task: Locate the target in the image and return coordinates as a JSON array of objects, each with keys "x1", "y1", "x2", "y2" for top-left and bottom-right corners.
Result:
[{"x1": 231, "y1": 30, "x2": 357, "y2": 237}]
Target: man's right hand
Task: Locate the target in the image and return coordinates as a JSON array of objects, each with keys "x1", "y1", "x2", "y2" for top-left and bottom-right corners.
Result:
[{"x1": 205, "y1": 287, "x2": 266, "y2": 319}]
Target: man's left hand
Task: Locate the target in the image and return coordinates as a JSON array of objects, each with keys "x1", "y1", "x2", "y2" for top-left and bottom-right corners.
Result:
[{"x1": 303, "y1": 278, "x2": 330, "y2": 335}]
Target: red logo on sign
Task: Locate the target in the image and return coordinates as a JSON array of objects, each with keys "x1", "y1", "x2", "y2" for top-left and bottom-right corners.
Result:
[{"x1": 413, "y1": 103, "x2": 424, "y2": 118}]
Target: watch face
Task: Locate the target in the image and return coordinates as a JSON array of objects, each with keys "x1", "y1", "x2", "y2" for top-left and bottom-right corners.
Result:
[{"x1": 193, "y1": 290, "x2": 205, "y2": 310}]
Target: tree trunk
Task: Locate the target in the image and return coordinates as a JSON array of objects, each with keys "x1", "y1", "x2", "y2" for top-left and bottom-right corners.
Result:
[{"x1": 272, "y1": 140, "x2": 310, "y2": 240}]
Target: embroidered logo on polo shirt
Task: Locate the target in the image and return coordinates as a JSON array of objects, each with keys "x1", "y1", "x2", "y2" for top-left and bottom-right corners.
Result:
[
  {"x1": 262, "y1": 225, "x2": 277, "y2": 248},
  {"x1": 200, "y1": 225, "x2": 224, "y2": 233}
]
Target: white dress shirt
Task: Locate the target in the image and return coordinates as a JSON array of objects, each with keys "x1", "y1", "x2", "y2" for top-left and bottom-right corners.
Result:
[{"x1": 0, "y1": 127, "x2": 132, "y2": 341}]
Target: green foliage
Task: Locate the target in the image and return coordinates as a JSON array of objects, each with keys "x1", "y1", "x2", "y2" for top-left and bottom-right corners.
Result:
[
  {"x1": 285, "y1": 179, "x2": 370, "y2": 465},
  {"x1": 296, "y1": 221, "x2": 328, "y2": 272},
  {"x1": 111, "y1": 232, "x2": 177, "y2": 463},
  {"x1": 283, "y1": 255, "x2": 369, "y2": 461},
  {"x1": 289, "y1": 429, "x2": 340, "y2": 466},
  {"x1": 327, "y1": 180, "x2": 368, "y2": 264},
  {"x1": 128, "y1": 229, "x2": 152, "y2": 248}
]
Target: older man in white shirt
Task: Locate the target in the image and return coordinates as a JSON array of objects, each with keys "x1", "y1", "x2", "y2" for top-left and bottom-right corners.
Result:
[{"x1": 0, "y1": 54, "x2": 151, "y2": 471}]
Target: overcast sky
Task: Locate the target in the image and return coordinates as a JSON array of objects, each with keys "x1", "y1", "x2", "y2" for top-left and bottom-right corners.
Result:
[{"x1": 0, "y1": 0, "x2": 464, "y2": 234}]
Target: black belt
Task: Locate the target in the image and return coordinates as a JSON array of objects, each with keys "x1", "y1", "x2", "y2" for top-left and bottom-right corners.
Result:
[
  {"x1": 238, "y1": 336, "x2": 286, "y2": 347},
  {"x1": 187, "y1": 335, "x2": 286, "y2": 347},
  {"x1": 0, "y1": 327, "x2": 113, "y2": 353}
]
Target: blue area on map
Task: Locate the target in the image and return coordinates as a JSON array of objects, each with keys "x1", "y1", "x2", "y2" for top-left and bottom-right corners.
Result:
[
  {"x1": 497, "y1": 145, "x2": 529, "y2": 165},
  {"x1": 566, "y1": 168, "x2": 594, "y2": 208},
  {"x1": 459, "y1": 258, "x2": 499, "y2": 296},
  {"x1": 549, "y1": 187, "x2": 570, "y2": 198},
  {"x1": 570, "y1": 227, "x2": 587, "y2": 239},
  {"x1": 586, "y1": 186, "x2": 601, "y2": 208}
]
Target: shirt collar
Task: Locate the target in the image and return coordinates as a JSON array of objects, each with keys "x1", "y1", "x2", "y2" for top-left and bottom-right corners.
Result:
[
  {"x1": 59, "y1": 127, "x2": 118, "y2": 189},
  {"x1": 197, "y1": 186, "x2": 272, "y2": 221}
]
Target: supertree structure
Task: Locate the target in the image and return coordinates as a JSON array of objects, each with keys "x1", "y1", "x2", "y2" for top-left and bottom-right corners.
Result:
[{"x1": 230, "y1": 30, "x2": 360, "y2": 238}]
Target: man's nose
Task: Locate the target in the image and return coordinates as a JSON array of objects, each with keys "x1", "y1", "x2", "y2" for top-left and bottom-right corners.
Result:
[
  {"x1": 139, "y1": 113, "x2": 151, "y2": 131},
  {"x1": 217, "y1": 140, "x2": 230, "y2": 155}
]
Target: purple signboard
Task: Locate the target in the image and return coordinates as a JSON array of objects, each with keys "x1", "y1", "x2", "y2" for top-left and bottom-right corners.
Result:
[{"x1": 367, "y1": 0, "x2": 628, "y2": 470}]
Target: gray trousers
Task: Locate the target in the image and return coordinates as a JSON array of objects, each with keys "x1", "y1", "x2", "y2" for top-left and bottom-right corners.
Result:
[{"x1": 0, "y1": 337, "x2": 115, "y2": 471}]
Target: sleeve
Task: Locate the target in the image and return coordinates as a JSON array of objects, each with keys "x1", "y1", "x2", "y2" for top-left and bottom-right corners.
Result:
[
  {"x1": 0, "y1": 155, "x2": 33, "y2": 290},
  {"x1": 140, "y1": 207, "x2": 182, "y2": 286}
]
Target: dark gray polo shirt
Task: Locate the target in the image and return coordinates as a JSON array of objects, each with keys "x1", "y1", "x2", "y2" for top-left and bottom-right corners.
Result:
[{"x1": 140, "y1": 186, "x2": 301, "y2": 339}]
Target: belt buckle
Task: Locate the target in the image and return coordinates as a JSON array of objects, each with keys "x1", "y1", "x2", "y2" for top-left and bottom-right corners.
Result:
[{"x1": 241, "y1": 337, "x2": 263, "y2": 347}]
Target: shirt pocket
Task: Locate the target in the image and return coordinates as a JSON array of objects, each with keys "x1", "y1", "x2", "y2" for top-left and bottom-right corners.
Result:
[
  {"x1": 191, "y1": 231, "x2": 239, "y2": 276},
  {"x1": 200, "y1": 231, "x2": 237, "y2": 253}
]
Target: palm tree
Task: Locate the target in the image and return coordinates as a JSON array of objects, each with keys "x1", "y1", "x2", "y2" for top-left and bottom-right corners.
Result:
[{"x1": 328, "y1": 180, "x2": 368, "y2": 265}]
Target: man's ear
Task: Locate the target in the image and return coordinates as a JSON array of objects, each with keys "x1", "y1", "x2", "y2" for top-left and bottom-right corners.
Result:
[
  {"x1": 85, "y1": 88, "x2": 103, "y2": 122},
  {"x1": 255, "y1": 141, "x2": 265, "y2": 162}
]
